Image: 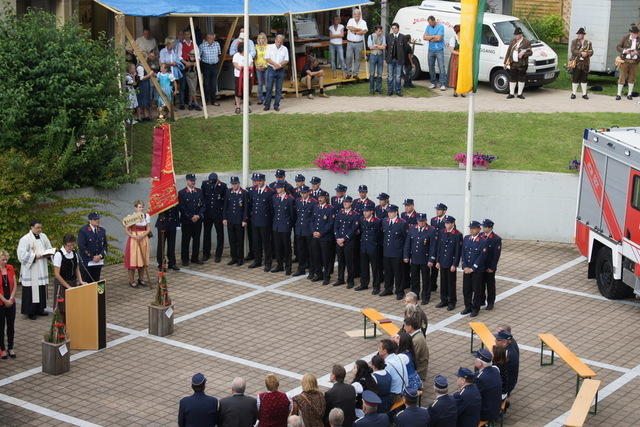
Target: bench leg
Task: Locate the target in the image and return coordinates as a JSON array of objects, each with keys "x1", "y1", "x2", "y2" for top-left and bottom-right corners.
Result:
[
  {"x1": 590, "y1": 389, "x2": 598, "y2": 415},
  {"x1": 470, "y1": 330, "x2": 475, "y2": 354},
  {"x1": 363, "y1": 316, "x2": 377, "y2": 339},
  {"x1": 540, "y1": 341, "x2": 555, "y2": 366},
  {"x1": 576, "y1": 375, "x2": 583, "y2": 396}
]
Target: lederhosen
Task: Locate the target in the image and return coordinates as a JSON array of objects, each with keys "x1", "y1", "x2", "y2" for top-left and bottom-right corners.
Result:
[
  {"x1": 571, "y1": 39, "x2": 591, "y2": 84},
  {"x1": 507, "y1": 39, "x2": 528, "y2": 82},
  {"x1": 54, "y1": 250, "x2": 79, "y2": 313}
]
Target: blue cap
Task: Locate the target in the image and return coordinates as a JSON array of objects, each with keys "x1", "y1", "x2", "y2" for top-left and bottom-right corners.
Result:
[
  {"x1": 403, "y1": 199, "x2": 414, "y2": 206},
  {"x1": 358, "y1": 185, "x2": 368, "y2": 192},
  {"x1": 475, "y1": 348, "x2": 493, "y2": 363},
  {"x1": 388, "y1": 204, "x2": 399, "y2": 213},
  {"x1": 469, "y1": 220, "x2": 481, "y2": 229},
  {"x1": 482, "y1": 219, "x2": 495, "y2": 227},
  {"x1": 88, "y1": 211, "x2": 101, "y2": 220},
  {"x1": 275, "y1": 182, "x2": 286, "y2": 189},
  {"x1": 455, "y1": 367, "x2": 476, "y2": 381},
  {"x1": 251, "y1": 173, "x2": 259, "y2": 181},
  {"x1": 186, "y1": 173, "x2": 196, "y2": 181},
  {"x1": 208, "y1": 172, "x2": 218, "y2": 182},
  {"x1": 275, "y1": 169, "x2": 286, "y2": 178},
  {"x1": 494, "y1": 330, "x2": 513, "y2": 340},
  {"x1": 230, "y1": 176, "x2": 240, "y2": 184},
  {"x1": 335, "y1": 184, "x2": 347, "y2": 192},
  {"x1": 403, "y1": 387, "x2": 419, "y2": 400},
  {"x1": 435, "y1": 203, "x2": 448, "y2": 211},
  {"x1": 363, "y1": 205, "x2": 373, "y2": 211},
  {"x1": 191, "y1": 373, "x2": 206, "y2": 385},
  {"x1": 317, "y1": 190, "x2": 330, "y2": 198},
  {"x1": 256, "y1": 173, "x2": 266, "y2": 181},
  {"x1": 299, "y1": 185, "x2": 310, "y2": 193},
  {"x1": 343, "y1": 196, "x2": 353, "y2": 203},
  {"x1": 417, "y1": 213, "x2": 427, "y2": 221},
  {"x1": 295, "y1": 174, "x2": 305, "y2": 182},
  {"x1": 444, "y1": 216, "x2": 455, "y2": 223},
  {"x1": 310, "y1": 176, "x2": 321, "y2": 184},
  {"x1": 377, "y1": 193, "x2": 389, "y2": 200},
  {"x1": 434, "y1": 375, "x2": 448, "y2": 390},
  {"x1": 362, "y1": 390, "x2": 381, "y2": 405}
]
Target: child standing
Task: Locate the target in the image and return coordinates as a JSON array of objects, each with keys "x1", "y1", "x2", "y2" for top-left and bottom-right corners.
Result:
[
  {"x1": 125, "y1": 63, "x2": 139, "y2": 124},
  {"x1": 156, "y1": 63, "x2": 177, "y2": 117}
]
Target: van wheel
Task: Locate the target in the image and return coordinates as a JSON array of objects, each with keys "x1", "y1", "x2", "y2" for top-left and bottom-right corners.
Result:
[
  {"x1": 595, "y1": 248, "x2": 633, "y2": 299},
  {"x1": 410, "y1": 57, "x2": 423, "y2": 81},
  {"x1": 491, "y1": 69, "x2": 509, "y2": 94}
]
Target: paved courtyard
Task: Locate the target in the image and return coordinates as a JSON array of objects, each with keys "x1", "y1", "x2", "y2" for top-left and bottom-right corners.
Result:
[{"x1": 1, "y1": 240, "x2": 639, "y2": 426}]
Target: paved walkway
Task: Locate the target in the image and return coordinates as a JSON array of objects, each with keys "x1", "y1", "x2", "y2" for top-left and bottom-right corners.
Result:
[{"x1": 176, "y1": 84, "x2": 640, "y2": 120}]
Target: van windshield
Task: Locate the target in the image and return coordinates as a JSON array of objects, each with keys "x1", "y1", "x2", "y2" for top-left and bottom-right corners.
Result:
[{"x1": 493, "y1": 20, "x2": 538, "y2": 44}]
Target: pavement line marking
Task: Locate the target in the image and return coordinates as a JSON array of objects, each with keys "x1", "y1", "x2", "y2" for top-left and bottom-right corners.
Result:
[
  {"x1": 545, "y1": 364, "x2": 640, "y2": 427},
  {"x1": 495, "y1": 274, "x2": 525, "y2": 284},
  {"x1": 0, "y1": 393, "x2": 102, "y2": 426},
  {"x1": 439, "y1": 327, "x2": 631, "y2": 374},
  {"x1": 173, "y1": 288, "x2": 265, "y2": 324},
  {"x1": 179, "y1": 268, "x2": 265, "y2": 290},
  {"x1": 531, "y1": 283, "x2": 640, "y2": 307}
]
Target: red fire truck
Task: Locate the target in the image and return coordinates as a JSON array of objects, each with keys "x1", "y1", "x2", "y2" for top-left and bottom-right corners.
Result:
[{"x1": 575, "y1": 127, "x2": 640, "y2": 299}]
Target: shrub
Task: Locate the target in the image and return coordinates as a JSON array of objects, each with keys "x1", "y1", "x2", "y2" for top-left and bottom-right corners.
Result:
[
  {"x1": 528, "y1": 14, "x2": 565, "y2": 43},
  {"x1": 313, "y1": 150, "x2": 367, "y2": 174}
]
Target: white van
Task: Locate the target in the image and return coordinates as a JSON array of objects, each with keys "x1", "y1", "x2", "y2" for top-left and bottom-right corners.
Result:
[{"x1": 393, "y1": 0, "x2": 560, "y2": 93}]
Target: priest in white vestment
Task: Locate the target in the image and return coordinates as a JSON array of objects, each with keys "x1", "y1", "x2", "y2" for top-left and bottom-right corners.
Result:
[{"x1": 17, "y1": 220, "x2": 53, "y2": 319}]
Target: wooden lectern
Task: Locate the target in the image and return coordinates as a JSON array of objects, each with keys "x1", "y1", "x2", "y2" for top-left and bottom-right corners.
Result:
[{"x1": 66, "y1": 280, "x2": 107, "y2": 350}]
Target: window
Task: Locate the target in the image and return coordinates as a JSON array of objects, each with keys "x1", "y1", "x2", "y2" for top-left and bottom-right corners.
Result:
[
  {"x1": 632, "y1": 175, "x2": 640, "y2": 210},
  {"x1": 481, "y1": 25, "x2": 499, "y2": 46},
  {"x1": 492, "y1": 20, "x2": 538, "y2": 44}
]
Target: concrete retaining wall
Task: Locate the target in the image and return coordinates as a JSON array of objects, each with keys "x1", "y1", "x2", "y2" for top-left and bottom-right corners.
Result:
[{"x1": 56, "y1": 167, "x2": 579, "y2": 250}]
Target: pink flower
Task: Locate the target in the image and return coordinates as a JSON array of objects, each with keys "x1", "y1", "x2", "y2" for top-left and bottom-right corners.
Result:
[{"x1": 314, "y1": 150, "x2": 367, "y2": 174}]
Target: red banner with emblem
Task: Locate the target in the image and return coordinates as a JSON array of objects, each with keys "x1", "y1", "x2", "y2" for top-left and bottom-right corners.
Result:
[{"x1": 148, "y1": 125, "x2": 178, "y2": 216}]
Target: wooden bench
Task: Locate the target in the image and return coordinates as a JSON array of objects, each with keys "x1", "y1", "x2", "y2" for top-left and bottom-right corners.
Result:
[
  {"x1": 469, "y1": 322, "x2": 497, "y2": 354},
  {"x1": 360, "y1": 308, "x2": 400, "y2": 339},
  {"x1": 538, "y1": 334, "x2": 597, "y2": 394},
  {"x1": 388, "y1": 390, "x2": 423, "y2": 413},
  {"x1": 564, "y1": 379, "x2": 601, "y2": 425}
]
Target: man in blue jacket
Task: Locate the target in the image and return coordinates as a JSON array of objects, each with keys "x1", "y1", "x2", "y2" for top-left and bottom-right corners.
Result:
[
  {"x1": 271, "y1": 182, "x2": 295, "y2": 275},
  {"x1": 178, "y1": 174, "x2": 205, "y2": 266},
  {"x1": 435, "y1": 216, "x2": 462, "y2": 311},
  {"x1": 461, "y1": 221, "x2": 488, "y2": 317},
  {"x1": 293, "y1": 186, "x2": 317, "y2": 278},
  {"x1": 222, "y1": 176, "x2": 248, "y2": 266},
  {"x1": 474, "y1": 349, "x2": 502, "y2": 423},
  {"x1": 453, "y1": 367, "x2": 481, "y2": 427},
  {"x1": 333, "y1": 196, "x2": 360, "y2": 288},
  {"x1": 480, "y1": 219, "x2": 502, "y2": 310},
  {"x1": 380, "y1": 205, "x2": 408, "y2": 299},
  {"x1": 311, "y1": 191, "x2": 335, "y2": 285},
  {"x1": 403, "y1": 213, "x2": 438, "y2": 304},
  {"x1": 178, "y1": 373, "x2": 219, "y2": 427},
  {"x1": 247, "y1": 173, "x2": 274, "y2": 272},
  {"x1": 356, "y1": 206, "x2": 382, "y2": 293},
  {"x1": 77, "y1": 211, "x2": 108, "y2": 282}
]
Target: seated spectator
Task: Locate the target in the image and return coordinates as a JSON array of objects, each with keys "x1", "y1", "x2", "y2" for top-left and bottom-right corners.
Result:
[
  {"x1": 257, "y1": 374, "x2": 290, "y2": 427},
  {"x1": 287, "y1": 415, "x2": 303, "y2": 427},
  {"x1": 402, "y1": 317, "x2": 429, "y2": 384},
  {"x1": 351, "y1": 360, "x2": 377, "y2": 412},
  {"x1": 378, "y1": 339, "x2": 408, "y2": 406},
  {"x1": 370, "y1": 355, "x2": 392, "y2": 413},
  {"x1": 403, "y1": 292, "x2": 428, "y2": 335},
  {"x1": 325, "y1": 364, "x2": 356, "y2": 427},
  {"x1": 492, "y1": 345, "x2": 509, "y2": 400},
  {"x1": 354, "y1": 391, "x2": 389, "y2": 426},
  {"x1": 218, "y1": 377, "x2": 258, "y2": 427},
  {"x1": 494, "y1": 329, "x2": 519, "y2": 397},
  {"x1": 329, "y1": 407, "x2": 345, "y2": 427},
  {"x1": 394, "y1": 387, "x2": 430, "y2": 426},
  {"x1": 496, "y1": 324, "x2": 519, "y2": 354},
  {"x1": 291, "y1": 373, "x2": 326, "y2": 427},
  {"x1": 178, "y1": 373, "x2": 219, "y2": 427},
  {"x1": 395, "y1": 331, "x2": 422, "y2": 390},
  {"x1": 302, "y1": 56, "x2": 328, "y2": 99},
  {"x1": 427, "y1": 376, "x2": 458, "y2": 426}
]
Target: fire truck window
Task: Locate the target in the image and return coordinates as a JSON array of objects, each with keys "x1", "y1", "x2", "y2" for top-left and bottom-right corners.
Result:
[{"x1": 633, "y1": 175, "x2": 640, "y2": 210}]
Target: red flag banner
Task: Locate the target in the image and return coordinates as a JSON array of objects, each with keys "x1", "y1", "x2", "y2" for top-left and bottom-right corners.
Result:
[{"x1": 148, "y1": 125, "x2": 179, "y2": 216}]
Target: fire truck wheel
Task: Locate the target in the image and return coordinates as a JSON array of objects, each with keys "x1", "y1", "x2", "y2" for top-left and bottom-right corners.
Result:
[{"x1": 595, "y1": 248, "x2": 633, "y2": 299}]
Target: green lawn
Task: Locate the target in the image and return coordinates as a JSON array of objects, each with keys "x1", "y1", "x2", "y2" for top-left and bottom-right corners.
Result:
[
  {"x1": 330, "y1": 81, "x2": 435, "y2": 97},
  {"x1": 129, "y1": 111, "x2": 638, "y2": 178},
  {"x1": 545, "y1": 43, "x2": 634, "y2": 96}
]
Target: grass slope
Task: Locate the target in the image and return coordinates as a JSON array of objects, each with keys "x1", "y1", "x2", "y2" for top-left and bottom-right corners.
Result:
[{"x1": 129, "y1": 111, "x2": 638, "y2": 178}]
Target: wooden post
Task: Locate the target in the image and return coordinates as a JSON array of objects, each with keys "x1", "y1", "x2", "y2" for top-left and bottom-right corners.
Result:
[
  {"x1": 125, "y1": 28, "x2": 175, "y2": 121},
  {"x1": 190, "y1": 17, "x2": 208, "y2": 119},
  {"x1": 287, "y1": 13, "x2": 299, "y2": 97},
  {"x1": 218, "y1": 17, "x2": 239, "y2": 78}
]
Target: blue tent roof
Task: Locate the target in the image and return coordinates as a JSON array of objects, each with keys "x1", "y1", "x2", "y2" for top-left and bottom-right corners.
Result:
[{"x1": 95, "y1": 0, "x2": 372, "y2": 16}]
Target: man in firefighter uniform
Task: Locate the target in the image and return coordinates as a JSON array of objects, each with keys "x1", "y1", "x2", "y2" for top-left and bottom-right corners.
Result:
[
  {"x1": 333, "y1": 196, "x2": 360, "y2": 288},
  {"x1": 247, "y1": 173, "x2": 274, "y2": 271},
  {"x1": 380, "y1": 205, "x2": 408, "y2": 299},
  {"x1": 292, "y1": 174, "x2": 306, "y2": 198},
  {"x1": 268, "y1": 169, "x2": 294, "y2": 194},
  {"x1": 271, "y1": 182, "x2": 295, "y2": 275},
  {"x1": 331, "y1": 184, "x2": 348, "y2": 212},
  {"x1": 201, "y1": 172, "x2": 227, "y2": 263},
  {"x1": 178, "y1": 174, "x2": 205, "y2": 266},
  {"x1": 461, "y1": 221, "x2": 488, "y2": 318},
  {"x1": 480, "y1": 219, "x2": 502, "y2": 310},
  {"x1": 357, "y1": 205, "x2": 382, "y2": 293},
  {"x1": 429, "y1": 203, "x2": 449, "y2": 294},
  {"x1": 435, "y1": 216, "x2": 461, "y2": 310},
  {"x1": 311, "y1": 191, "x2": 335, "y2": 285},
  {"x1": 293, "y1": 186, "x2": 317, "y2": 277},
  {"x1": 309, "y1": 176, "x2": 324, "y2": 199},
  {"x1": 403, "y1": 213, "x2": 438, "y2": 304},
  {"x1": 222, "y1": 176, "x2": 248, "y2": 266},
  {"x1": 400, "y1": 199, "x2": 418, "y2": 289},
  {"x1": 375, "y1": 192, "x2": 390, "y2": 285},
  {"x1": 353, "y1": 185, "x2": 375, "y2": 214}
]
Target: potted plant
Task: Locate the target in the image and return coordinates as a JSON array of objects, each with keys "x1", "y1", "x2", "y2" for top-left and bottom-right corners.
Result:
[
  {"x1": 148, "y1": 265, "x2": 174, "y2": 337},
  {"x1": 569, "y1": 159, "x2": 581, "y2": 172},
  {"x1": 313, "y1": 150, "x2": 367, "y2": 174},
  {"x1": 42, "y1": 296, "x2": 70, "y2": 375},
  {"x1": 454, "y1": 152, "x2": 497, "y2": 170}
]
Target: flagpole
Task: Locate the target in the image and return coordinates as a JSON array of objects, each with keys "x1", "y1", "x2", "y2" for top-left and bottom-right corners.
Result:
[
  {"x1": 242, "y1": 0, "x2": 250, "y2": 187},
  {"x1": 463, "y1": 92, "x2": 474, "y2": 234}
]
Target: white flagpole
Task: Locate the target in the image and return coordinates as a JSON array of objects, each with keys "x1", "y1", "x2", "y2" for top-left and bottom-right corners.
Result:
[
  {"x1": 463, "y1": 92, "x2": 474, "y2": 234},
  {"x1": 242, "y1": 0, "x2": 250, "y2": 187}
]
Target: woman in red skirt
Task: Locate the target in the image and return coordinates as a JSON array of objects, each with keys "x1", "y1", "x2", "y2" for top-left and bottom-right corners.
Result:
[
  {"x1": 448, "y1": 25, "x2": 465, "y2": 97},
  {"x1": 124, "y1": 200, "x2": 151, "y2": 288},
  {"x1": 232, "y1": 43, "x2": 254, "y2": 114}
]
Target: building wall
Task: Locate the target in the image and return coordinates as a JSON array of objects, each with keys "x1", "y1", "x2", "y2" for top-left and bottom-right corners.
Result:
[{"x1": 55, "y1": 167, "x2": 579, "y2": 252}]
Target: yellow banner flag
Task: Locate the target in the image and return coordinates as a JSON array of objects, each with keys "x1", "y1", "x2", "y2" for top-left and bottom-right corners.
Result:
[{"x1": 456, "y1": 0, "x2": 485, "y2": 94}]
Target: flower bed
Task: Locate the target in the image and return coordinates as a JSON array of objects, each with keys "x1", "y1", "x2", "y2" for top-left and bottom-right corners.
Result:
[
  {"x1": 454, "y1": 152, "x2": 497, "y2": 168},
  {"x1": 314, "y1": 150, "x2": 367, "y2": 174}
]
